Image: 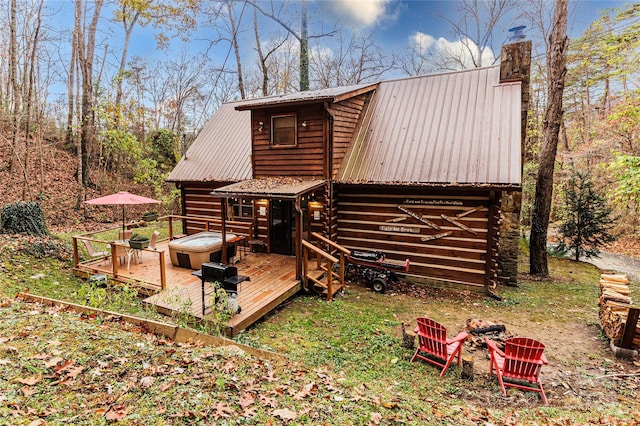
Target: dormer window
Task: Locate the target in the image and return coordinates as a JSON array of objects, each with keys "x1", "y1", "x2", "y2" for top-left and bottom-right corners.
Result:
[{"x1": 271, "y1": 114, "x2": 297, "y2": 147}]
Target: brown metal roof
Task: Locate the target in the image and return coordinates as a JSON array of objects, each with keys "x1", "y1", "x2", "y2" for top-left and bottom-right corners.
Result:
[
  {"x1": 211, "y1": 177, "x2": 326, "y2": 199},
  {"x1": 234, "y1": 83, "x2": 377, "y2": 110},
  {"x1": 166, "y1": 101, "x2": 252, "y2": 183},
  {"x1": 337, "y1": 66, "x2": 522, "y2": 186}
]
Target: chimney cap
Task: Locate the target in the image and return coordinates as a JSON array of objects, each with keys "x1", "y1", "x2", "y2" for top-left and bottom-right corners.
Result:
[{"x1": 508, "y1": 26, "x2": 527, "y2": 42}]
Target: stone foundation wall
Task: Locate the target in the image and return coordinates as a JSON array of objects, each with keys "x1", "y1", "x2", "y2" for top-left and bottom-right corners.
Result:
[{"x1": 498, "y1": 191, "x2": 522, "y2": 286}]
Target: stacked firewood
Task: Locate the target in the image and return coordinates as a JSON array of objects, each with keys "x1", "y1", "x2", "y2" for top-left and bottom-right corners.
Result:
[
  {"x1": 598, "y1": 274, "x2": 639, "y2": 348},
  {"x1": 464, "y1": 318, "x2": 511, "y2": 351}
]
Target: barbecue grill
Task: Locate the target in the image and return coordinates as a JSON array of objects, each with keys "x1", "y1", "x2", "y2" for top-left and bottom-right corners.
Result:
[{"x1": 193, "y1": 262, "x2": 249, "y2": 315}]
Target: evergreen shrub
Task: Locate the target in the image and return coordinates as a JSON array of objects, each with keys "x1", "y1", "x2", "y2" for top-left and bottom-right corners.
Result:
[
  {"x1": 556, "y1": 171, "x2": 616, "y2": 261},
  {"x1": 0, "y1": 201, "x2": 49, "y2": 237}
]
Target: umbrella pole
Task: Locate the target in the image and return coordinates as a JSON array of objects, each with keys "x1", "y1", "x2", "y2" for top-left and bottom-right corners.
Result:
[{"x1": 122, "y1": 205, "x2": 126, "y2": 237}]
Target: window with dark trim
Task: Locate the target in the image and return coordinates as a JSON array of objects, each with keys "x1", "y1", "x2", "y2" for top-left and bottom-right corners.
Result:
[
  {"x1": 231, "y1": 198, "x2": 254, "y2": 219},
  {"x1": 271, "y1": 114, "x2": 297, "y2": 146}
]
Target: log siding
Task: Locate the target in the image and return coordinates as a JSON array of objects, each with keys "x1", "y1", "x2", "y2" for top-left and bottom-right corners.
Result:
[
  {"x1": 181, "y1": 183, "x2": 253, "y2": 235},
  {"x1": 252, "y1": 105, "x2": 326, "y2": 177},
  {"x1": 336, "y1": 187, "x2": 496, "y2": 291}
]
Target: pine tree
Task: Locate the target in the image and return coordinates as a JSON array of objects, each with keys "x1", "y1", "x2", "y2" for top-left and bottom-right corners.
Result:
[{"x1": 557, "y1": 171, "x2": 616, "y2": 261}]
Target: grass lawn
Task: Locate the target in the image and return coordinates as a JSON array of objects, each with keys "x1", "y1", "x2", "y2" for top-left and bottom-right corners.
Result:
[{"x1": 1, "y1": 233, "x2": 639, "y2": 425}]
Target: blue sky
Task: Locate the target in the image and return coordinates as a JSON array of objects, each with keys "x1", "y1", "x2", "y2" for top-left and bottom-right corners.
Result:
[
  {"x1": 310, "y1": 0, "x2": 628, "y2": 59},
  {"x1": 114, "y1": 0, "x2": 629, "y2": 61},
  {"x1": 312, "y1": 0, "x2": 627, "y2": 38},
  {"x1": 39, "y1": 0, "x2": 633, "y2": 129},
  {"x1": 46, "y1": 0, "x2": 630, "y2": 59},
  {"x1": 42, "y1": 0, "x2": 631, "y2": 104},
  {"x1": 39, "y1": 0, "x2": 623, "y2": 73}
]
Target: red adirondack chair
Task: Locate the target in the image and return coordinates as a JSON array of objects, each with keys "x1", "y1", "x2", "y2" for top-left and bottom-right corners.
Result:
[
  {"x1": 411, "y1": 317, "x2": 469, "y2": 377},
  {"x1": 485, "y1": 337, "x2": 548, "y2": 404}
]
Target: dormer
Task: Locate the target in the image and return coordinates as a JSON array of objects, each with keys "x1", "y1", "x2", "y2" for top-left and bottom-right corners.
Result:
[{"x1": 234, "y1": 84, "x2": 377, "y2": 180}]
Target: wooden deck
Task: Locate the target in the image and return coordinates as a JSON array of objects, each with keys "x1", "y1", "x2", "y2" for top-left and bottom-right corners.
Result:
[{"x1": 78, "y1": 240, "x2": 302, "y2": 336}]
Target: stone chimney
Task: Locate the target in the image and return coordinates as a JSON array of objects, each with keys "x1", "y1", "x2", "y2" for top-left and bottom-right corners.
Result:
[
  {"x1": 500, "y1": 40, "x2": 532, "y2": 145},
  {"x1": 497, "y1": 39, "x2": 532, "y2": 287}
]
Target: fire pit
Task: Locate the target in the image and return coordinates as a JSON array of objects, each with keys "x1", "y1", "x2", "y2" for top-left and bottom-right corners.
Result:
[{"x1": 465, "y1": 319, "x2": 512, "y2": 351}]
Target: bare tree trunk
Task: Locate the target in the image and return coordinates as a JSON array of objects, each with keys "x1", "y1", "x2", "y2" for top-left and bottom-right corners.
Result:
[
  {"x1": 584, "y1": 66, "x2": 590, "y2": 133},
  {"x1": 559, "y1": 117, "x2": 569, "y2": 151},
  {"x1": 529, "y1": 0, "x2": 569, "y2": 276},
  {"x1": 9, "y1": 0, "x2": 19, "y2": 173},
  {"x1": 115, "y1": 7, "x2": 139, "y2": 109},
  {"x1": 250, "y1": 0, "x2": 333, "y2": 92},
  {"x1": 21, "y1": 0, "x2": 44, "y2": 201},
  {"x1": 253, "y1": 7, "x2": 288, "y2": 96},
  {"x1": 76, "y1": 0, "x2": 104, "y2": 189},
  {"x1": 227, "y1": 1, "x2": 246, "y2": 99},
  {"x1": 93, "y1": 42, "x2": 108, "y2": 164},
  {"x1": 74, "y1": 0, "x2": 83, "y2": 208},
  {"x1": 602, "y1": 66, "x2": 610, "y2": 118},
  {"x1": 66, "y1": 23, "x2": 77, "y2": 148},
  {"x1": 254, "y1": 8, "x2": 268, "y2": 96}
]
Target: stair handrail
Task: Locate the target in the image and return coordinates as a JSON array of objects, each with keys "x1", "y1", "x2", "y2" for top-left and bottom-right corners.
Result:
[
  {"x1": 311, "y1": 232, "x2": 349, "y2": 291},
  {"x1": 301, "y1": 239, "x2": 343, "y2": 301},
  {"x1": 311, "y1": 232, "x2": 351, "y2": 254}
]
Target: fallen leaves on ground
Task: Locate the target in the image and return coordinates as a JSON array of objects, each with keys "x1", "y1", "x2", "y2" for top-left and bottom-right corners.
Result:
[
  {"x1": 272, "y1": 407, "x2": 297, "y2": 421},
  {"x1": 0, "y1": 297, "x2": 413, "y2": 424}
]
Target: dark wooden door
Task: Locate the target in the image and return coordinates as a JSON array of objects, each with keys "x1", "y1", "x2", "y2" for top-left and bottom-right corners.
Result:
[{"x1": 270, "y1": 200, "x2": 294, "y2": 255}]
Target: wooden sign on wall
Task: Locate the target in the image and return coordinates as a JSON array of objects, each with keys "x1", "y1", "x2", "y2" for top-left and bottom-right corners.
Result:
[{"x1": 378, "y1": 202, "x2": 486, "y2": 243}]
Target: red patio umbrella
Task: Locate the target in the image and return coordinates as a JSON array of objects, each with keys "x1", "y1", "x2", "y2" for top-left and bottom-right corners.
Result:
[{"x1": 85, "y1": 191, "x2": 159, "y2": 234}]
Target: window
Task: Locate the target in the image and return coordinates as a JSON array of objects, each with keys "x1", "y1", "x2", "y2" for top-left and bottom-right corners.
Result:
[
  {"x1": 271, "y1": 114, "x2": 297, "y2": 146},
  {"x1": 231, "y1": 198, "x2": 254, "y2": 219}
]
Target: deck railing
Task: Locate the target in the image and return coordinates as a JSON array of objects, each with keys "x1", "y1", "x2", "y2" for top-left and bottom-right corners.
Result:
[
  {"x1": 162, "y1": 215, "x2": 253, "y2": 240},
  {"x1": 72, "y1": 215, "x2": 254, "y2": 294},
  {"x1": 72, "y1": 234, "x2": 167, "y2": 293},
  {"x1": 302, "y1": 235, "x2": 347, "y2": 301}
]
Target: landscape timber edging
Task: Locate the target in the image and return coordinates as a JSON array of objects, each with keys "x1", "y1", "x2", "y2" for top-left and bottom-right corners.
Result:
[{"x1": 15, "y1": 292, "x2": 286, "y2": 362}]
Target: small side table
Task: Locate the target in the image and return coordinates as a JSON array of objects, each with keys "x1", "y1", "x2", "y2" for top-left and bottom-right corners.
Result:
[
  {"x1": 248, "y1": 239, "x2": 266, "y2": 253},
  {"x1": 229, "y1": 236, "x2": 248, "y2": 260}
]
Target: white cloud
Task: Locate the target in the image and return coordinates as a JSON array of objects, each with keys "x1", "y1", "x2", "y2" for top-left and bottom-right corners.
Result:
[
  {"x1": 409, "y1": 31, "x2": 496, "y2": 69},
  {"x1": 310, "y1": 46, "x2": 334, "y2": 62},
  {"x1": 330, "y1": 0, "x2": 395, "y2": 28},
  {"x1": 409, "y1": 32, "x2": 435, "y2": 53}
]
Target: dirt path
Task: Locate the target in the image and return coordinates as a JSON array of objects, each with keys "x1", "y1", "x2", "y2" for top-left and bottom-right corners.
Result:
[
  {"x1": 548, "y1": 243, "x2": 640, "y2": 281},
  {"x1": 582, "y1": 250, "x2": 640, "y2": 281}
]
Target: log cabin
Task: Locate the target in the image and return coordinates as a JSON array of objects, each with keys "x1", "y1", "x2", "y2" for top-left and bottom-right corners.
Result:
[{"x1": 167, "y1": 41, "x2": 532, "y2": 295}]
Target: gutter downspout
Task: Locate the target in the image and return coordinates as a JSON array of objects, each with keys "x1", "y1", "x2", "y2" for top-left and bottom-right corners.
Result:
[
  {"x1": 295, "y1": 196, "x2": 303, "y2": 280},
  {"x1": 221, "y1": 197, "x2": 228, "y2": 264},
  {"x1": 324, "y1": 102, "x2": 334, "y2": 240}
]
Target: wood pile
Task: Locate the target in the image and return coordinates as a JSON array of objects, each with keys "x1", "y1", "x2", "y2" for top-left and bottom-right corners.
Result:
[{"x1": 598, "y1": 274, "x2": 640, "y2": 349}]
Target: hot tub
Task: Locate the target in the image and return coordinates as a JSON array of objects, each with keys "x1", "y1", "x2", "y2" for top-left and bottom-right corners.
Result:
[{"x1": 168, "y1": 232, "x2": 236, "y2": 269}]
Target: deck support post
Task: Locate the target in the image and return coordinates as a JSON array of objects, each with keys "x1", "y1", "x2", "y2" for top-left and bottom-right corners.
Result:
[
  {"x1": 159, "y1": 251, "x2": 166, "y2": 290},
  {"x1": 111, "y1": 244, "x2": 119, "y2": 276},
  {"x1": 302, "y1": 244, "x2": 309, "y2": 291},
  {"x1": 72, "y1": 237, "x2": 79, "y2": 267}
]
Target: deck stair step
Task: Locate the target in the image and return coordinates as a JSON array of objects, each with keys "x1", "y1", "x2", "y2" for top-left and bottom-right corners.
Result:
[
  {"x1": 302, "y1": 234, "x2": 349, "y2": 301},
  {"x1": 309, "y1": 274, "x2": 343, "y2": 298}
]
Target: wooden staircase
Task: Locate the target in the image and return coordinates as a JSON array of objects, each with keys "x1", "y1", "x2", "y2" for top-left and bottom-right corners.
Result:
[{"x1": 301, "y1": 232, "x2": 350, "y2": 301}]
